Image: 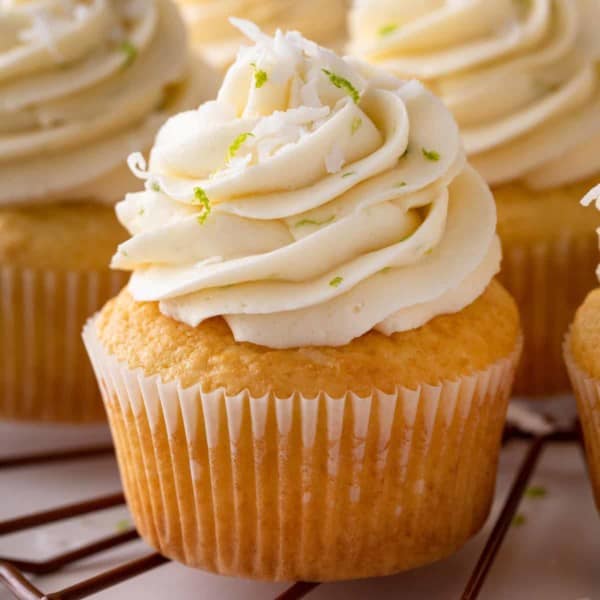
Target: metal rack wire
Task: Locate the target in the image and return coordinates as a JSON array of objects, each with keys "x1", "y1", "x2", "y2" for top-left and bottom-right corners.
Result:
[{"x1": 0, "y1": 426, "x2": 584, "y2": 600}]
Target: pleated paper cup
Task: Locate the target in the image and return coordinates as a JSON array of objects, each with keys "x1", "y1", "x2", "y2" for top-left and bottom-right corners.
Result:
[
  {"x1": 0, "y1": 266, "x2": 127, "y2": 423},
  {"x1": 499, "y1": 231, "x2": 598, "y2": 397},
  {"x1": 84, "y1": 319, "x2": 521, "y2": 581},
  {"x1": 564, "y1": 334, "x2": 600, "y2": 510}
]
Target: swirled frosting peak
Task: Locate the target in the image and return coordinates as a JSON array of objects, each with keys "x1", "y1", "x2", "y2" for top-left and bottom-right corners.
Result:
[
  {"x1": 113, "y1": 20, "x2": 501, "y2": 348},
  {"x1": 350, "y1": 0, "x2": 600, "y2": 189},
  {"x1": 0, "y1": 0, "x2": 217, "y2": 206}
]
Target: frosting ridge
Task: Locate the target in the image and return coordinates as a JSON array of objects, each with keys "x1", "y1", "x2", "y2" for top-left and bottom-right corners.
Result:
[
  {"x1": 0, "y1": 0, "x2": 218, "y2": 205},
  {"x1": 350, "y1": 0, "x2": 600, "y2": 189}
]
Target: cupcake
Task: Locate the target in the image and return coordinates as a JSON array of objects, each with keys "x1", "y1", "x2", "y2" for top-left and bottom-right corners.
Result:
[
  {"x1": 349, "y1": 0, "x2": 600, "y2": 396},
  {"x1": 84, "y1": 20, "x2": 521, "y2": 580},
  {"x1": 565, "y1": 182, "x2": 600, "y2": 511},
  {"x1": 0, "y1": 0, "x2": 218, "y2": 423},
  {"x1": 174, "y1": 0, "x2": 348, "y2": 71}
]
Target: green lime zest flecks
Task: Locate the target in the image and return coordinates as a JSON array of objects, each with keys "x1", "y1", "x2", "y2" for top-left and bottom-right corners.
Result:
[
  {"x1": 351, "y1": 117, "x2": 363, "y2": 134},
  {"x1": 150, "y1": 181, "x2": 160, "y2": 192},
  {"x1": 525, "y1": 485, "x2": 547, "y2": 499},
  {"x1": 227, "y1": 132, "x2": 254, "y2": 162},
  {"x1": 512, "y1": 513, "x2": 526, "y2": 527},
  {"x1": 193, "y1": 187, "x2": 211, "y2": 224},
  {"x1": 378, "y1": 23, "x2": 398, "y2": 36},
  {"x1": 322, "y1": 69, "x2": 360, "y2": 104},
  {"x1": 295, "y1": 215, "x2": 335, "y2": 228},
  {"x1": 250, "y1": 62, "x2": 268, "y2": 88},
  {"x1": 115, "y1": 519, "x2": 131, "y2": 533},
  {"x1": 342, "y1": 171, "x2": 355, "y2": 178},
  {"x1": 422, "y1": 147, "x2": 440, "y2": 161},
  {"x1": 119, "y1": 40, "x2": 137, "y2": 69},
  {"x1": 395, "y1": 181, "x2": 407, "y2": 188},
  {"x1": 329, "y1": 276, "x2": 344, "y2": 288}
]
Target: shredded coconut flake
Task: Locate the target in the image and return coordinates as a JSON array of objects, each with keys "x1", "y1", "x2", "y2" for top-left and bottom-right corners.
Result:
[
  {"x1": 127, "y1": 152, "x2": 150, "y2": 179},
  {"x1": 581, "y1": 183, "x2": 600, "y2": 209}
]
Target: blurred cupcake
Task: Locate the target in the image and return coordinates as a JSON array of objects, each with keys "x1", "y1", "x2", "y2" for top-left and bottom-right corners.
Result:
[
  {"x1": 565, "y1": 182, "x2": 600, "y2": 511},
  {"x1": 349, "y1": 0, "x2": 600, "y2": 396},
  {"x1": 84, "y1": 21, "x2": 521, "y2": 580},
  {"x1": 0, "y1": 0, "x2": 218, "y2": 423},
  {"x1": 174, "y1": 0, "x2": 348, "y2": 71}
]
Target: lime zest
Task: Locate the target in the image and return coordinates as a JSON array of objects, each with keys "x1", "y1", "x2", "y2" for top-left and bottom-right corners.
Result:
[
  {"x1": 342, "y1": 171, "x2": 355, "y2": 178},
  {"x1": 115, "y1": 519, "x2": 131, "y2": 533},
  {"x1": 512, "y1": 514, "x2": 526, "y2": 527},
  {"x1": 295, "y1": 215, "x2": 335, "y2": 228},
  {"x1": 322, "y1": 69, "x2": 360, "y2": 103},
  {"x1": 250, "y1": 62, "x2": 268, "y2": 88},
  {"x1": 525, "y1": 485, "x2": 547, "y2": 499},
  {"x1": 119, "y1": 40, "x2": 137, "y2": 69},
  {"x1": 395, "y1": 181, "x2": 407, "y2": 188},
  {"x1": 150, "y1": 181, "x2": 161, "y2": 192},
  {"x1": 422, "y1": 147, "x2": 440, "y2": 161},
  {"x1": 193, "y1": 187, "x2": 211, "y2": 224},
  {"x1": 378, "y1": 23, "x2": 398, "y2": 36},
  {"x1": 227, "y1": 132, "x2": 254, "y2": 162},
  {"x1": 351, "y1": 117, "x2": 363, "y2": 134},
  {"x1": 329, "y1": 276, "x2": 344, "y2": 288}
]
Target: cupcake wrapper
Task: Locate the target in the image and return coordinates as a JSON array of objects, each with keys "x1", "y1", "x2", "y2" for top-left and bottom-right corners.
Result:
[
  {"x1": 84, "y1": 320, "x2": 522, "y2": 581},
  {"x1": 0, "y1": 266, "x2": 127, "y2": 423},
  {"x1": 564, "y1": 334, "x2": 600, "y2": 509},
  {"x1": 499, "y1": 232, "x2": 598, "y2": 396}
]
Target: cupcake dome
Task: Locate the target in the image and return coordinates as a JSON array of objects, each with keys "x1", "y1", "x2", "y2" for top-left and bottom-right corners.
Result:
[
  {"x1": 0, "y1": 0, "x2": 218, "y2": 422},
  {"x1": 85, "y1": 21, "x2": 521, "y2": 579},
  {"x1": 174, "y1": 0, "x2": 348, "y2": 70},
  {"x1": 349, "y1": 0, "x2": 600, "y2": 395}
]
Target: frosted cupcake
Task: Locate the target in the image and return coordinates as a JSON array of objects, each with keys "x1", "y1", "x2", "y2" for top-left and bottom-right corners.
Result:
[
  {"x1": 84, "y1": 21, "x2": 521, "y2": 580},
  {"x1": 349, "y1": 0, "x2": 600, "y2": 396},
  {"x1": 174, "y1": 0, "x2": 348, "y2": 71},
  {"x1": 565, "y1": 183, "x2": 600, "y2": 512},
  {"x1": 0, "y1": 0, "x2": 218, "y2": 422}
]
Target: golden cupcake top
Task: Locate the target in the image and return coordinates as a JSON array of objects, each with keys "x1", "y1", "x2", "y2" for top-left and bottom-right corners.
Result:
[
  {"x1": 349, "y1": 0, "x2": 600, "y2": 189},
  {"x1": 112, "y1": 20, "x2": 500, "y2": 349},
  {"x1": 0, "y1": 0, "x2": 218, "y2": 206},
  {"x1": 174, "y1": 0, "x2": 347, "y2": 70}
]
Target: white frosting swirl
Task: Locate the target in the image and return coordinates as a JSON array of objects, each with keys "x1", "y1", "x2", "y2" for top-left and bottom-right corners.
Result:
[
  {"x1": 0, "y1": 0, "x2": 218, "y2": 206},
  {"x1": 113, "y1": 20, "x2": 500, "y2": 348},
  {"x1": 174, "y1": 0, "x2": 347, "y2": 70},
  {"x1": 350, "y1": 0, "x2": 600, "y2": 189}
]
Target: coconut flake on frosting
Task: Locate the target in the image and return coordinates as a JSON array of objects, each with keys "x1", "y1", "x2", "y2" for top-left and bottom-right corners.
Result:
[
  {"x1": 350, "y1": 0, "x2": 600, "y2": 189},
  {"x1": 112, "y1": 19, "x2": 500, "y2": 348},
  {"x1": 0, "y1": 0, "x2": 218, "y2": 206}
]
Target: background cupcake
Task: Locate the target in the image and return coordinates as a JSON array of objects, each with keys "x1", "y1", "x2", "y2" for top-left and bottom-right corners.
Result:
[
  {"x1": 565, "y1": 182, "x2": 600, "y2": 512},
  {"x1": 174, "y1": 0, "x2": 348, "y2": 71},
  {"x1": 85, "y1": 21, "x2": 521, "y2": 580},
  {"x1": 0, "y1": 0, "x2": 218, "y2": 422},
  {"x1": 349, "y1": 0, "x2": 600, "y2": 396}
]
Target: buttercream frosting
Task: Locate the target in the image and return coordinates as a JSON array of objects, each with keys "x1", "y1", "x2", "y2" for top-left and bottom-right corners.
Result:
[
  {"x1": 112, "y1": 20, "x2": 500, "y2": 348},
  {"x1": 349, "y1": 0, "x2": 600, "y2": 189},
  {"x1": 174, "y1": 0, "x2": 347, "y2": 70},
  {"x1": 0, "y1": 0, "x2": 218, "y2": 206}
]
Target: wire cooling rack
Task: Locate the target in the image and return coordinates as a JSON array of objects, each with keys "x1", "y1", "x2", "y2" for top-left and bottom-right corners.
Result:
[{"x1": 0, "y1": 421, "x2": 593, "y2": 600}]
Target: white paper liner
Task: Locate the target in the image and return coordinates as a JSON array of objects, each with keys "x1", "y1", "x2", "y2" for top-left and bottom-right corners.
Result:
[
  {"x1": 0, "y1": 266, "x2": 127, "y2": 422},
  {"x1": 83, "y1": 318, "x2": 522, "y2": 581},
  {"x1": 564, "y1": 333, "x2": 600, "y2": 510},
  {"x1": 499, "y1": 232, "x2": 598, "y2": 396}
]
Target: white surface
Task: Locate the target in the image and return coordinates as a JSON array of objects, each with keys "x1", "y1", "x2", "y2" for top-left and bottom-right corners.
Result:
[{"x1": 0, "y1": 417, "x2": 598, "y2": 600}]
